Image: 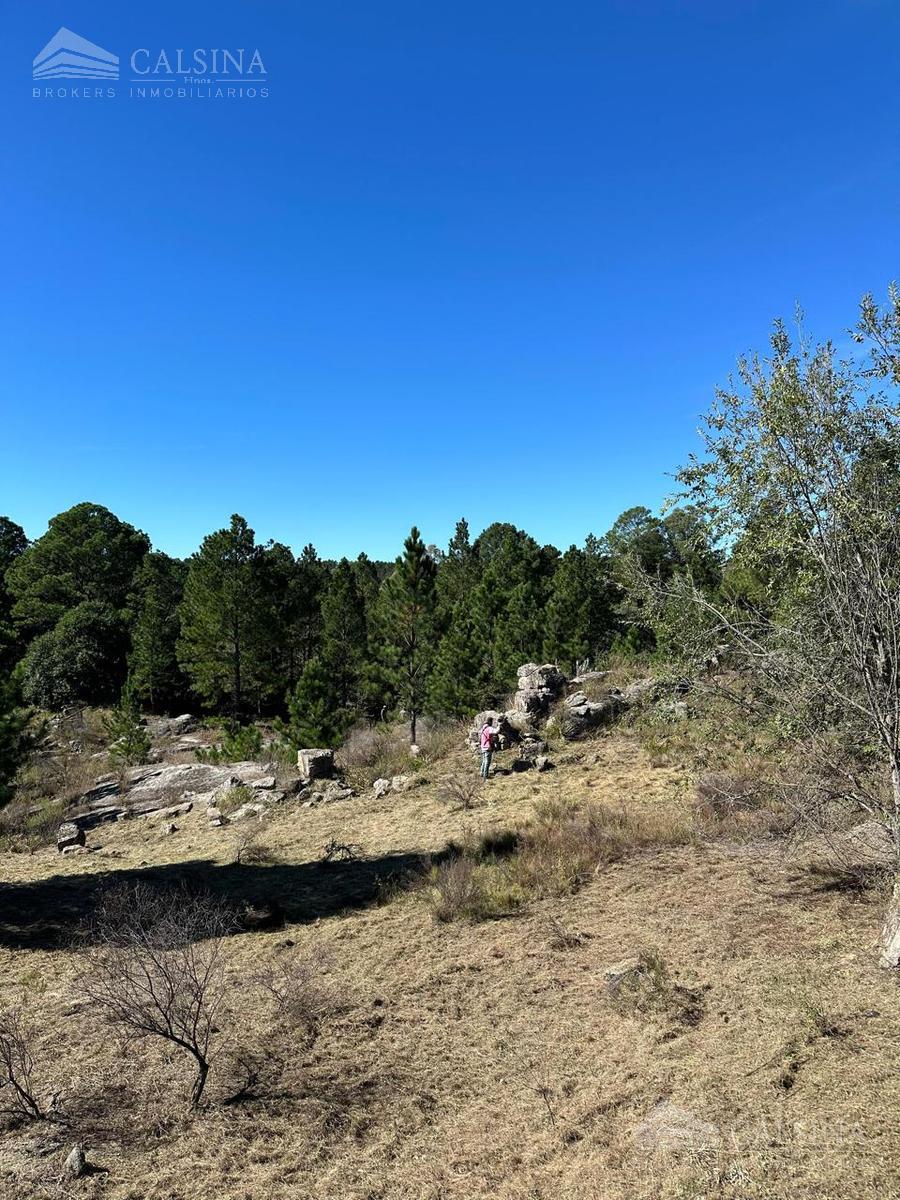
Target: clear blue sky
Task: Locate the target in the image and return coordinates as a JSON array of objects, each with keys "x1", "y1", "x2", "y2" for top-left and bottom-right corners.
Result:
[{"x1": 2, "y1": 1, "x2": 898, "y2": 560}]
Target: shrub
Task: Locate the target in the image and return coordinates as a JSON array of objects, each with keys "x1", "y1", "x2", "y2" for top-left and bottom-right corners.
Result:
[
  {"x1": 427, "y1": 856, "x2": 525, "y2": 923},
  {"x1": 0, "y1": 796, "x2": 63, "y2": 853},
  {"x1": 82, "y1": 884, "x2": 234, "y2": 1108},
  {"x1": 196, "y1": 721, "x2": 264, "y2": 764},
  {"x1": 0, "y1": 1006, "x2": 47, "y2": 1121},
  {"x1": 437, "y1": 773, "x2": 483, "y2": 811}
]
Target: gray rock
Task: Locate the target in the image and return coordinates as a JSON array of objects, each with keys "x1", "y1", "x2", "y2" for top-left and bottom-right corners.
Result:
[
  {"x1": 57, "y1": 822, "x2": 85, "y2": 852},
  {"x1": 535, "y1": 756, "x2": 552, "y2": 772},
  {"x1": 512, "y1": 663, "x2": 567, "y2": 716},
  {"x1": 160, "y1": 801, "x2": 193, "y2": 819},
  {"x1": 63, "y1": 1142, "x2": 86, "y2": 1178},
  {"x1": 297, "y1": 748, "x2": 334, "y2": 781},
  {"x1": 603, "y1": 957, "x2": 644, "y2": 997},
  {"x1": 373, "y1": 778, "x2": 391, "y2": 799},
  {"x1": 61, "y1": 844, "x2": 90, "y2": 856},
  {"x1": 161, "y1": 822, "x2": 178, "y2": 835}
]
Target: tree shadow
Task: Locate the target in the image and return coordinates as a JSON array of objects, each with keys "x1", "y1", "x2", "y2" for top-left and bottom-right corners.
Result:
[{"x1": 0, "y1": 849, "x2": 432, "y2": 952}]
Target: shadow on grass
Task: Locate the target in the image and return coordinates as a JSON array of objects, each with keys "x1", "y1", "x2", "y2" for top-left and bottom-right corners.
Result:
[{"x1": 0, "y1": 850, "x2": 433, "y2": 952}]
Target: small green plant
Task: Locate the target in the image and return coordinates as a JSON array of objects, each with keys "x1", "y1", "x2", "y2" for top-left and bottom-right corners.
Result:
[
  {"x1": 104, "y1": 679, "x2": 151, "y2": 770},
  {"x1": 217, "y1": 784, "x2": 255, "y2": 816},
  {"x1": 196, "y1": 721, "x2": 264, "y2": 763}
]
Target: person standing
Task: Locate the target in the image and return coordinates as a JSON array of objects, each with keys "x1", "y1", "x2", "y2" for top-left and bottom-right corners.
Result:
[{"x1": 479, "y1": 716, "x2": 498, "y2": 780}]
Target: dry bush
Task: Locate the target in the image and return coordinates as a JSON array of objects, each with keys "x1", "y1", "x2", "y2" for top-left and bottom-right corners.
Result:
[
  {"x1": 337, "y1": 722, "x2": 424, "y2": 788},
  {"x1": 0, "y1": 1007, "x2": 48, "y2": 1122},
  {"x1": 217, "y1": 785, "x2": 255, "y2": 817},
  {"x1": 0, "y1": 797, "x2": 64, "y2": 853},
  {"x1": 427, "y1": 856, "x2": 525, "y2": 923},
  {"x1": 82, "y1": 884, "x2": 234, "y2": 1108},
  {"x1": 545, "y1": 917, "x2": 588, "y2": 950},
  {"x1": 425, "y1": 796, "x2": 692, "y2": 923},
  {"x1": 436, "y1": 772, "x2": 483, "y2": 811},
  {"x1": 232, "y1": 822, "x2": 278, "y2": 866}
]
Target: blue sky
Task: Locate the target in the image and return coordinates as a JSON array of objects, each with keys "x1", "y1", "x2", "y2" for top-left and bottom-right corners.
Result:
[{"x1": 2, "y1": 1, "x2": 898, "y2": 560}]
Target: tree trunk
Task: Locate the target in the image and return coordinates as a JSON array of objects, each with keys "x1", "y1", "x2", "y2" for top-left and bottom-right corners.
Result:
[
  {"x1": 880, "y1": 760, "x2": 900, "y2": 968},
  {"x1": 189, "y1": 1055, "x2": 210, "y2": 1108},
  {"x1": 410, "y1": 710, "x2": 417, "y2": 745}
]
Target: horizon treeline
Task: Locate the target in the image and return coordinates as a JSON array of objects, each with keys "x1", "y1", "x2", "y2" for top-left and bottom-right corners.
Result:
[{"x1": 0, "y1": 501, "x2": 723, "y2": 743}]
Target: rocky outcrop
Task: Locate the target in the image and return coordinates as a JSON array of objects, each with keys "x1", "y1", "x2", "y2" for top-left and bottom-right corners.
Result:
[
  {"x1": 512, "y1": 663, "x2": 567, "y2": 717},
  {"x1": 559, "y1": 690, "x2": 625, "y2": 739}
]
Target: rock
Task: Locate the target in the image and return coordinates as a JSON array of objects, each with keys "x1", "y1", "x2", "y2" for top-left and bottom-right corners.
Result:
[
  {"x1": 390, "y1": 774, "x2": 412, "y2": 793},
  {"x1": 373, "y1": 778, "x2": 391, "y2": 799},
  {"x1": 63, "y1": 1143, "x2": 86, "y2": 1178},
  {"x1": 535, "y1": 756, "x2": 552, "y2": 772},
  {"x1": 206, "y1": 805, "x2": 226, "y2": 827},
  {"x1": 247, "y1": 775, "x2": 276, "y2": 790},
  {"x1": 621, "y1": 678, "x2": 659, "y2": 706},
  {"x1": 231, "y1": 801, "x2": 267, "y2": 821},
  {"x1": 61, "y1": 844, "x2": 90, "y2": 856},
  {"x1": 161, "y1": 822, "x2": 178, "y2": 835},
  {"x1": 469, "y1": 710, "x2": 519, "y2": 750},
  {"x1": 160, "y1": 801, "x2": 193, "y2": 819},
  {"x1": 57, "y1": 822, "x2": 85, "y2": 852},
  {"x1": 602, "y1": 957, "x2": 645, "y2": 997},
  {"x1": 560, "y1": 695, "x2": 624, "y2": 739},
  {"x1": 633, "y1": 1101, "x2": 720, "y2": 1152},
  {"x1": 297, "y1": 748, "x2": 334, "y2": 781},
  {"x1": 512, "y1": 663, "x2": 567, "y2": 716},
  {"x1": 409, "y1": 744, "x2": 421, "y2": 758}
]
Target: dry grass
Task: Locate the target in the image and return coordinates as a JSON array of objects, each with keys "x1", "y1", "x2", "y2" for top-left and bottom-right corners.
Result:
[{"x1": 0, "y1": 732, "x2": 898, "y2": 1198}]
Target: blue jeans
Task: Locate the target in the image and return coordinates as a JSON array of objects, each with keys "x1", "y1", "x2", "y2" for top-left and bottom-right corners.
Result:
[{"x1": 481, "y1": 750, "x2": 493, "y2": 779}]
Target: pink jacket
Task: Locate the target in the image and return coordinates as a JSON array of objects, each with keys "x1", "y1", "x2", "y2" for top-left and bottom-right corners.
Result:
[{"x1": 480, "y1": 725, "x2": 495, "y2": 750}]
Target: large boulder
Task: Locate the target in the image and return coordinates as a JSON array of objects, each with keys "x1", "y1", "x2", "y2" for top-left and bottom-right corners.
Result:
[
  {"x1": 297, "y1": 748, "x2": 334, "y2": 781},
  {"x1": 559, "y1": 691, "x2": 625, "y2": 739},
  {"x1": 57, "y1": 822, "x2": 86, "y2": 853}
]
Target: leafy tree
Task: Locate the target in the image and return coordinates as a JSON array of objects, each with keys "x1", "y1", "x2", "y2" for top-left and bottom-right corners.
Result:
[
  {"x1": 128, "y1": 553, "x2": 188, "y2": 712},
  {"x1": 105, "y1": 678, "x2": 152, "y2": 770},
  {"x1": 0, "y1": 518, "x2": 28, "y2": 672},
  {"x1": 375, "y1": 527, "x2": 438, "y2": 742},
  {"x1": 0, "y1": 673, "x2": 37, "y2": 808},
  {"x1": 177, "y1": 515, "x2": 267, "y2": 717},
  {"x1": 7, "y1": 503, "x2": 149, "y2": 641},
  {"x1": 21, "y1": 601, "x2": 129, "y2": 709},
  {"x1": 672, "y1": 303, "x2": 900, "y2": 965}
]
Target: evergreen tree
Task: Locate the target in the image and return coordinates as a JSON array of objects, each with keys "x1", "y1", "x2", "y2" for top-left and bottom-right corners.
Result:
[
  {"x1": 278, "y1": 658, "x2": 347, "y2": 750},
  {"x1": 0, "y1": 672, "x2": 37, "y2": 809},
  {"x1": 428, "y1": 599, "x2": 490, "y2": 717},
  {"x1": 104, "y1": 677, "x2": 152, "y2": 770},
  {"x1": 128, "y1": 553, "x2": 187, "y2": 712},
  {"x1": 436, "y1": 518, "x2": 480, "y2": 623},
  {"x1": 0, "y1": 517, "x2": 28, "y2": 673},
  {"x1": 21, "y1": 601, "x2": 129, "y2": 709},
  {"x1": 177, "y1": 515, "x2": 266, "y2": 717},
  {"x1": 319, "y1": 559, "x2": 368, "y2": 714},
  {"x1": 543, "y1": 544, "x2": 618, "y2": 673},
  {"x1": 376, "y1": 527, "x2": 438, "y2": 743},
  {"x1": 6, "y1": 503, "x2": 149, "y2": 640}
]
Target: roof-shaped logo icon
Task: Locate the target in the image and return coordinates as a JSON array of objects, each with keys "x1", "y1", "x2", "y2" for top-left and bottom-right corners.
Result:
[{"x1": 33, "y1": 27, "x2": 118, "y2": 80}]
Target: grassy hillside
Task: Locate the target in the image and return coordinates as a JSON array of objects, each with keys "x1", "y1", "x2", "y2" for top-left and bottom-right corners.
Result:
[{"x1": 0, "y1": 726, "x2": 897, "y2": 1199}]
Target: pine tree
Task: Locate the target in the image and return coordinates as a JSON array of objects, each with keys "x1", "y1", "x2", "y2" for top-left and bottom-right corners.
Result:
[
  {"x1": 278, "y1": 658, "x2": 347, "y2": 750},
  {"x1": 128, "y1": 553, "x2": 187, "y2": 712},
  {"x1": 428, "y1": 599, "x2": 490, "y2": 718},
  {"x1": 542, "y1": 545, "x2": 617, "y2": 673},
  {"x1": 0, "y1": 672, "x2": 37, "y2": 809},
  {"x1": 436, "y1": 518, "x2": 479, "y2": 623},
  {"x1": 177, "y1": 515, "x2": 267, "y2": 717},
  {"x1": 319, "y1": 559, "x2": 368, "y2": 714},
  {"x1": 376, "y1": 527, "x2": 438, "y2": 743},
  {"x1": 104, "y1": 677, "x2": 152, "y2": 770},
  {"x1": 0, "y1": 518, "x2": 28, "y2": 673}
]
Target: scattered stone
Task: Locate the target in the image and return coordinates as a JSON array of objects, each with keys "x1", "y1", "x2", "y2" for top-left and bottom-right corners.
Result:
[
  {"x1": 206, "y1": 805, "x2": 226, "y2": 827},
  {"x1": 390, "y1": 774, "x2": 412, "y2": 793},
  {"x1": 247, "y1": 774, "x2": 276, "y2": 790},
  {"x1": 61, "y1": 844, "x2": 90, "y2": 856},
  {"x1": 161, "y1": 822, "x2": 178, "y2": 835},
  {"x1": 409, "y1": 743, "x2": 422, "y2": 758},
  {"x1": 373, "y1": 778, "x2": 391, "y2": 799},
  {"x1": 297, "y1": 748, "x2": 335, "y2": 781},
  {"x1": 57, "y1": 822, "x2": 85, "y2": 853},
  {"x1": 231, "y1": 801, "x2": 267, "y2": 821},
  {"x1": 63, "y1": 1143, "x2": 86, "y2": 1178},
  {"x1": 535, "y1": 756, "x2": 552, "y2": 772}
]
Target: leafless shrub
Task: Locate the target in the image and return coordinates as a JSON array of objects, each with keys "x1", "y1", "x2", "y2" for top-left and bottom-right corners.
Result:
[
  {"x1": 320, "y1": 838, "x2": 362, "y2": 863},
  {"x1": 257, "y1": 952, "x2": 335, "y2": 1046},
  {"x1": 0, "y1": 798, "x2": 63, "y2": 853},
  {"x1": 82, "y1": 884, "x2": 234, "y2": 1108},
  {"x1": 437, "y1": 773, "x2": 483, "y2": 811},
  {"x1": 233, "y1": 822, "x2": 278, "y2": 866},
  {"x1": 0, "y1": 1007, "x2": 47, "y2": 1122}
]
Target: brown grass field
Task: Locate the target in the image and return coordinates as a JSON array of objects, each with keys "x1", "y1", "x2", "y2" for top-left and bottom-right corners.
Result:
[{"x1": 1, "y1": 733, "x2": 899, "y2": 1199}]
